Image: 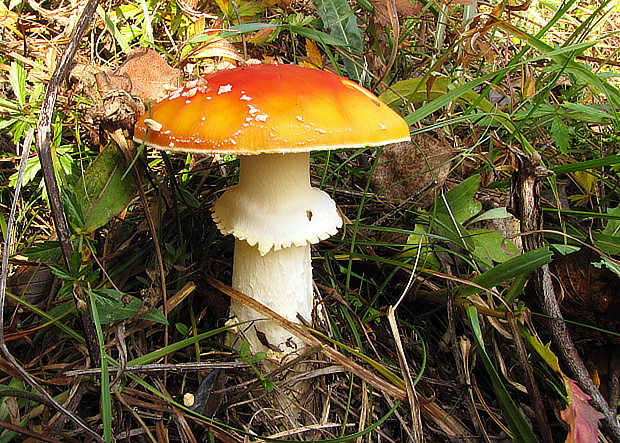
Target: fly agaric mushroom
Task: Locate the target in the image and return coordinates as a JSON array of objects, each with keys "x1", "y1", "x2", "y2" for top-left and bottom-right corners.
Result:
[{"x1": 134, "y1": 63, "x2": 410, "y2": 355}]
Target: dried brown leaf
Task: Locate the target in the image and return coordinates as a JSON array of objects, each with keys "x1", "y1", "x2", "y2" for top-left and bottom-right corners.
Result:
[
  {"x1": 370, "y1": 134, "x2": 455, "y2": 207},
  {"x1": 370, "y1": 0, "x2": 422, "y2": 27},
  {"x1": 305, "y1": 38, "x2": 323, "y2": 68},
  {"x1": 115, "y1": 48, "x2": 181, "y2": 105}
]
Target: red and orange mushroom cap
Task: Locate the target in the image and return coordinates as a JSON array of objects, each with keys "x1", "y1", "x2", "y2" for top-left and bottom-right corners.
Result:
[{"x1": 134, "y1": 63, "x2": 410, "y2": 154}]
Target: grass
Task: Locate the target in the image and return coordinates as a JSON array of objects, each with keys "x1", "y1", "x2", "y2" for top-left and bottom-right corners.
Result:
[{"x1": 2, "y1": 0, "x2": 620, "y2": 441}]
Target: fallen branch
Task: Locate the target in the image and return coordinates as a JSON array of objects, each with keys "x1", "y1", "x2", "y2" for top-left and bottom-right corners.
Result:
[{"x1": 510, "y1": 148, "x2": 620, "y2": 442}]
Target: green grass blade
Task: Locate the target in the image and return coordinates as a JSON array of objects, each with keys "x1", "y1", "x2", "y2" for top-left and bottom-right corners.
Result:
[
  {"x1": 4, "y1": 292, "x2": 84, "y2": 343},
  {"x1": 551, "y1": 154, "x2": 620, "y2": 174},
  {"x1": 127, "y1": 325, "x2": 234, "y2": 366},
  {"x1": 402, "y1": 41, "x2": 602, "y2": 125},
  {"x1": 496, "y1": 20, "x2": 620, "y2": 115},
  {"x1": 542, "y1": 208, "x2": 620, "y2": 220},
  {"x1": 97, "y1": 5, "x2": 130, "y2": 53},
  {"x1": 308, "y1": 328, "x2": 406, "y2": 389},
  {"x1": 466, "y1": 305, "x2": 539, "y2": 442},
  {"x1": 89, "y1": 293, "x2": 112, "y2": 442},
  {"x1": 460, "y1": 248, "x2": 553, "y2": 298}
]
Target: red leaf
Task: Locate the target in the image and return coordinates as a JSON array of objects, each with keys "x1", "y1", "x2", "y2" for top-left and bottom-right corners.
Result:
[{"x1": 560, "y1": 378, "x2": 605, "y2": 443}]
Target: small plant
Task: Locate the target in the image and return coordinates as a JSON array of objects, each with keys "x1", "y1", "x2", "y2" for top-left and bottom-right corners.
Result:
[{"x1": 238, "y1": 340, "x2": 274, "y2": 391}]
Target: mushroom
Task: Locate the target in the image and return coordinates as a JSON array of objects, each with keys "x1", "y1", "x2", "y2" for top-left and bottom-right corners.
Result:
[{"x1": 134, "y1": 63, "x2": 410, "y2": 356}]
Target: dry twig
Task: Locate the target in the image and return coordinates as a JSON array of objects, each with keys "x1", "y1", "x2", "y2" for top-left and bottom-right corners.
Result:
[{"x1": 0, "y1": 0, "x2": 107, "y2": 440}]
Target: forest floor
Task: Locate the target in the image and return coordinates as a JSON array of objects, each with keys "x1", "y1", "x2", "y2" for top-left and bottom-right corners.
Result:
[{"x1": 1, "y1": 0, "x2": 620, "y2": 441}]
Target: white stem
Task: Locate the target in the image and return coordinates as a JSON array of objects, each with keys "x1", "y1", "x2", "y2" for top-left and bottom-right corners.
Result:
[
  {"x1": 212, "y1": 152, "x2": 342, "y2": 354},
  {"x1": 238, "y1": 152, "x2": 312, "y2": 203},
  {"x1": 231, "y1": 239, "x2": 312, "y2": 354}
]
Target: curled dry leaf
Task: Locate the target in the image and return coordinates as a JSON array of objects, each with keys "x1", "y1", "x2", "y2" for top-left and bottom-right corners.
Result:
[
  {"x1": 551, "y1": 248, "x2": 620, "y2": 344},
  {"x1": 105, "y1": 48, "x2": 181, "y2": 105},
  {"x1": 369, "y1": 0, "x2": 423, "y2": 27},
  {"x1": 6, "y1": 265, "x2": 53, "y2": 306},
  {"x1": 188, "y1": 38, "x2": 244, "y2": 63},
  {"x1": 371, "y1": 133, "x2": 456, "y2": 208},
  {"x1": 76, "y1": 49, "x2": 180, "y2": 144}
]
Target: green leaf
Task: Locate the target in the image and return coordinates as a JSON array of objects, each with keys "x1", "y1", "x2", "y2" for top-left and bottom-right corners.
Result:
[
  {"x1": 521, "y1": 329, "x2": 561, "y2": 373},
  {"x1": 549, "y1": 244, "x2": 580, "y2": 255},
  {"x1": 140, "y1": 307, "x2": 169, "y2": 325},
  {"x1": 399, "y1": 224, "x2": 441, "y2": 271},
  {"x1": 467, "y1": 207, "x2": 512, "y2": 225},
  {"x1": 470, "y1": 229, "x2": 520, "y2": 266},
  {"x1": 236, "y1": 1, "x2": 267, "y2": 17},
  {"x1": 562, "y1": 102, "x2": 613, "y2": 123},
  {"x1": 262, "y1": 378, "x2": 274, "y2": 391},
  {"x1": 177, "y1": 186, "x2": 200, "y2": 209},
  {"x1": 593, "y1": 205, "x2": 620, "y2": 254},
  {"x1": 74, "y1": 144, "x2": 137, "y2": 233},
  {"x1": 239, "y1": 340, "x2": 250, "y2": 358},
  {"x1": 0, "y1": 96, "x2": 20, "y2": 113},
  {"x1": 432, "y1": 212, "x2": 475, "y2": 252},
  {"x1": 425, "y1": 175, "x2": 483, "y2": 252},
  {"x1": 593, "y1": 257, "x2": 620, "y2": 279},
  {"x1": 250, "y1": 351, "x2": 267, "y2": 362},
  {"x1": 434, "y1": 175, "x2": 482, "y2": 223},
  {"x1": 92, "y1": 288, "x2": 168, "y2": 326},
  {"x1": 460, "y1": 247, "x2": 553, "y2": 298},
  {"x1": 601, "y1": 204, "x2": 620, "y2": 236},
  {"x1": 0, "y1": 117, "x2": 17, "y2": 131},
  {"x1": 176, "y1": 323, "x2": 189, "y2": 336},
  {"x1": 23, "y1": 240, "x2": 62, "y2": 262},
  {"x1": 92, "y1": 289, "x2": 141, "y2": 324},
  {"x1": 313, "y1": 0, "x2": 364, "y2": 80},
  {"x1": 9, "y1": 62, "x2": 26, "y2": 106},
  {"x1": 47, "y1": 264, "x2": 74, "y2": 281},
  {"x1": 61, "y1": 187, "x2": 87, "y2": 232},
  {"x1": 550, "y1": 115, "x2": 571, "y2": 153},
  {"x1": 8, "y1": 154, "x2": 42, "y2": 188},
  {"x1": 512, "y1": 103, "x2": 555, "y2": 121},
  {"x1": 288, "y1": 25, "x2": 352, "y2": 47},
  {"x1": 593, "y1": 233, "x2": 620, "y2": 255}
]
